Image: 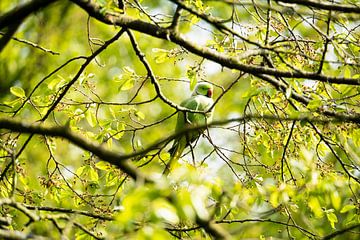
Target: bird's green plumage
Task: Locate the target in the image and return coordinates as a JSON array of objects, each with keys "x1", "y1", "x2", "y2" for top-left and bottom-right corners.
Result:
[{"x1": 163, "y1": 82, "x2": 214, "y2": 175}]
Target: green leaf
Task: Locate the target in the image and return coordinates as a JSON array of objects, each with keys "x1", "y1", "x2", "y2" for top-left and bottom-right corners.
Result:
[
  {"x1": 270, "y1": 97, "x2": 282, "y2": 103},
  {"x1": 123, "y1": 66, "x2": 135, "y2": 74},
  {"x1": 190, "y1": 15, "x2": 200, "y2": 24},
  {"x1": 114, "y1": 66, "x2": 137, "y2": 91},
  {"x1": 76, "y1": 165, "x2": 98, "y2": 181},
  {"x1": 269, "y1": 191, "x2": 279, "y2": 207},
  {"x1": 343, "y1": 65, "x2": 352, "y2": 78},
  {"x1": 76, "y1": 166, "x2": 87, "y2": 176},
  {"x1": 109, "y1": 107, "x2": 117, "y2": 119},
  {"x1": 330, "y1": 191, "x2": 341, "y2": 210},
  {"x1": 352, "y1": 129, "x2": 360, "y2": 147},
  {"x1": 113, "y1": 122, "x2": 125, "y2": 140},
  {"x1": 308, "y1": 197, "x2": 323, "y2": 218},
  {"x1": 307, "y1": 99, "x2": 322, "y2": 110},
  {"x1": 191, "y1": 186, "x2": 210, "y2": 220},
  {"x1": 95, "y1": 161, "x2": 111, "y2": 171},
  {"x1": 153, "y1": 199, "x2": 179, "y2": 224},
  {"x1": 107, "y1": 137, "x2": 113, "y2": 149},
  {"x1": 160, "y1": 152, "x2": 170, "y2": 161},
  {"x1": 10, "y1": 86, "x2": 26, "y2": 98},
  {"x1": 187, "y1": 68, "x2": 197, "y2": 91},
  {"x1": 85, "y1": 110, "x2": 97, "y2": 127},
  {"x1": 152, "y1": 48, "x2": 168, "y2": 63},
  {"x1": 105, "y1": 171, "x2": 118, "y2": 187},
  {"x1": 88, "y1": 167, "x2": 99, "y2": 182},
  {"x1": 48, "y1": 76, "x2": 66, "y2": 90},
  {"x1": 3, "y1": 98, "x2": 21, "y2": 108},
  {"x1": 120, "y1": 79, "x2": 135, "y2": 91},
  {"x1": 340, "y1": 204, "x2": 355, "y2": 213},
  {"x1": 326, "y1": 212, "x2": 338, "y2": 229},
  {"x1": 134, "y1": 110, "x2": 145, "y2": 120},
  {"x1": 285, "y1": 87, "x2": 292, "y2": 99}
]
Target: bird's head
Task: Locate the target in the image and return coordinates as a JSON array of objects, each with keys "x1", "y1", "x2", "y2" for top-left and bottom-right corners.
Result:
[{"x1": 192, "y1": 82, "x2": 213, "y2": 98}]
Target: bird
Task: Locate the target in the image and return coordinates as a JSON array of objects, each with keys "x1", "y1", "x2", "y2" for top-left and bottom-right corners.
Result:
[{"x1": 163, "y1": 82, "x2": 214, "y2": 175}]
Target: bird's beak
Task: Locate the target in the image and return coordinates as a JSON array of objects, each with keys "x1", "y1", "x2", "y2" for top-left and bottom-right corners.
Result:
[{"x1": 207, "y1": 89, "x2": 213, "y2": 98}]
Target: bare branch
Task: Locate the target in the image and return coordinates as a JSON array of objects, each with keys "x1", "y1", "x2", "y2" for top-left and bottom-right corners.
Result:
[{"x1": 0, "y1": 32, "x2": 60, "y2": 55}]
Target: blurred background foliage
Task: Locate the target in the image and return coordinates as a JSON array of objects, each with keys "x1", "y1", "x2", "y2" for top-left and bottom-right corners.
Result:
[{"x1": 0, "y1": 0, "x2": 359, "y2": 239}]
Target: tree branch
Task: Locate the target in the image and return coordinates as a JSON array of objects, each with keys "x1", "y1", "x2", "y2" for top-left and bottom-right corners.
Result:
[
  {"x1": 322, "y1": 223, "x2": 360, "y2": 240},
  {"x1": 0, "y1": 0, "x2": 58, "y2": 30},
  {"x1": 0, "y1": 31, "x2": 60, "y2": 55},
  {"x1": 0, "y1": 118, "x2": 149, "y2": 182},
  {"x1": 217, "y1": 218, "x2": 316, "y2": 237},
  {"x1": 276, "y1": 0, "x2": 360, "y2": 14},
  {"x1": 197, "y1": 218, "x2": 232, "y2": 240},
  {"x1": 0, "y1": 22, "x2": 21, "y2": 52},
  {"x1": 126, "y1": 29, "x2": 213, "y2": 114},
  {"x1": 69, "y1": 0, "x2": 360, "y2": 86},
  {"x1": 0, "y1": 229, "x2": 49, "y2": 240},
  {"x1": 0, "y1": 198, "x2": 39, "y2": 222},
  {"x1": 14, "y1": 29, "x2": 126, "y2": 163},
  {"x1": 254, "y1": 73, "x2": 360, "y2": 123},
  {"x1": 0, "y1": 114, "x2": 358, "y2": 181},
  {"x1": 23, "y1": 204, "x2": 113, "y2": 221}
]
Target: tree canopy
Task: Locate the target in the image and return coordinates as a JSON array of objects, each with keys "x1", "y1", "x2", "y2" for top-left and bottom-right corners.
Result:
[{"x1": 0, "y1": 0, "x2": 359, "y2": 239}]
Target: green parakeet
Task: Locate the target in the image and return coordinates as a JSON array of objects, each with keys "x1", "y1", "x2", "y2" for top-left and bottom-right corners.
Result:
[{"x1": 163, "y1": 82, "x2": 214, "y2": 175}]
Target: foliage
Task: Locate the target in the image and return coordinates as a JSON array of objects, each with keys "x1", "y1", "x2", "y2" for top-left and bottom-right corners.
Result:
[{"x1": 0, "y1": 0, "x2": 359, "y2": 239}]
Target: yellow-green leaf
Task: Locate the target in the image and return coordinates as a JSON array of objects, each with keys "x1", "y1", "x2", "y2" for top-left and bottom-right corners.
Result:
[
  {"x1": 307, "y1": 99, "x2": 322, "y2": 110},
  {"x1": 285, "y1": 87, "x2": 292, "y2": 99},
  {"x1": 340, "y1": 204, "x2": 355, "y2": 213},
  {"x1": 326, "y1": 212, "x2": 338, "y2": 229},
  {"x1": 88, "y1": 167, "x2": 99, "y2": 182},
  {"x1": 152, "y1": 48, "x2": 168, "y2": 63},
  {"x1": 134, "y1": 110, "x2": 145, "y2": 120},
  {"x1": 160, "y1": 152, "x2": 170, "y2": 161},
  {"x1": 10, "y1": 86, "x2": 26, "y2": 98},
  {"x1": 187, "y1": 68, "x2": 197, "y2": 91},
  {"x1": 107, "y1": 137, "x2": 113, "y2": 149},
  {"x1": 85, "y1": 110, "x2": 97, "y2": 127},
  {"x1": 352, "y1": 129, "x2": 360, "y2": 147},
  {"x1": 270, "y1": 97, "x2": 282, "y2": 103},
  {"x1": 123, "y1": 66, "x2": 135, "y2": 74},
  {"x1": 95, "y1": 161, "x2": 111, "y2": 171},
  {"x1": 120, "y1": 79, "x2": 135, "y2": 91},
  {"x1": 270, "y1": 191, "x2": 279, "y2": 207},
  {"x1": 153, "y1": 199, "x2": 179, "y2": 224},
  {"x1": 190, "y1": 15, "x2": 199, "y2": 24},
  {"x1": 76, "y1": 166, "x2": 87, "y2": 176},
  {"x1": 308, "y1": 197, "x2": 323, "y2": 218},
  {"x1": 105, "y1": 171, "x2": 118, "y2": 187},
  {"x1": 343, "y1": 65, "x2": 352, "y2": 78},
  {"x1": 330, "y1": 191, "x2": 341, "y2": 210},
  {"x1": 113, "y1": 122, "x2": 125, "y2": 140}
]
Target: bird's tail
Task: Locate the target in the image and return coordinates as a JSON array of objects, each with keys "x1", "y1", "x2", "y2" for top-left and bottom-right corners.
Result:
[{"x1": 163, "y1": 140, "x2": 186, "y2": 176}]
